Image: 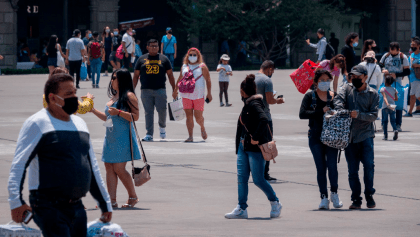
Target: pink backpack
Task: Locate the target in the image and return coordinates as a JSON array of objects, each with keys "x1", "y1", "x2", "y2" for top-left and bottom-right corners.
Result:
[
  {"x1": 178, "y1": 64, "x2": 204, "y2": 93},
  {"x1": 116, "y1": 45, "x2": 124, "y2": 60}
]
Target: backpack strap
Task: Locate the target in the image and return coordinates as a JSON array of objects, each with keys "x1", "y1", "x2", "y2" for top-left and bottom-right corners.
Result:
[{"x1": 311, "y1": 90, "x2": 317, "y2": 110}]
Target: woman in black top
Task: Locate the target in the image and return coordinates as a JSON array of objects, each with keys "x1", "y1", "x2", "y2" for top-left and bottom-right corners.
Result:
[
  {"x1": 341, "y1": 32, "x2": 359, "y2": 84},
  {"x1": 102, "y1": 26, "x2": 113, "y2": 77},
  {"x1": 299, "y1": 70, "x2": 343, "y2": 210},
  {"x1": 225, "y1": 74, "x2": 282, "y2": 219},
  {"x1": 46, "y1": 35, "x2": 66, "y2": 75}
]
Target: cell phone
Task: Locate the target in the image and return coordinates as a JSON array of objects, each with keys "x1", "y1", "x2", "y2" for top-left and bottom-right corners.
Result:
[
  {"x1": 23, "y1": 210, "x2": 33, "y2": 224},
  {"x1": 277, "y1": 95, "x2": 283, "y2": 99},
  {"x1": 205, "y1": 98, "x2": 210, "y2": 104}
]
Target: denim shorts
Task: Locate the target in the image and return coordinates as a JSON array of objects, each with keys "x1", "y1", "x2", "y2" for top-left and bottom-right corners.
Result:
[{"x1": 47, "y1": 57, "x2": 57, "y2": 67}]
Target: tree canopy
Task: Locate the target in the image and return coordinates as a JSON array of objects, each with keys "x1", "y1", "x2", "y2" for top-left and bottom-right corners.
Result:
[{"x1": 170, "y1": 0, "x2": 349, "y2": 61}]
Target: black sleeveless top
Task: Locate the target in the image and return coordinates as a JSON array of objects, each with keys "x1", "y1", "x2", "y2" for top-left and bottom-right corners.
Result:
[
  {"x1": 47, "y1": 44, "x2": 57, "y2": 58},
  {"x1": 104, "y1": 34, "x2": 112, "y2": 50}
]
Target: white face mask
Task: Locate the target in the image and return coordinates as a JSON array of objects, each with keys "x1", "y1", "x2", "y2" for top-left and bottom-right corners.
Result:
[{"x1": 189, "y1": 56, "x2": 197, "y2": 63}]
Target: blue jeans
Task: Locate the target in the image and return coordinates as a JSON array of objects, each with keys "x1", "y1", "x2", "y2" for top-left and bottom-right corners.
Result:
[
  {"x1": 396, "y1": 109, "x2": 402, "y2": 127},
  {"x1": 308, "y1": 131, "x2": 339, "y2": 198},
  {"x1": 382, "y1": 108, "x2": 397, "y2": 134},
  {"x1": 344, "y1": 137, "x2": 375, "y2": 202},
  {"x1": 237, "y1": 142, "x2": 278, "y2": 210},
  {"x1": 90, "y1": 58, "x2": 102, "y2": 86},
  {"x1": 165, "y1": 53, "x2": 174, "y2": 67}
]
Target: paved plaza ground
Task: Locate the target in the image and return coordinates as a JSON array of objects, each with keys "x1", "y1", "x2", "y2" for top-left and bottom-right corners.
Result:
[{"x1": 0, "y1": 70, "x2": 419, "y2": 236}]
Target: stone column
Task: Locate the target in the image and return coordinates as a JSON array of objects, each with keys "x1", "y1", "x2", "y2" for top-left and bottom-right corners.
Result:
[
  {"x1": 0, "y1": 0, "x2": 18, "y2": 70},
  {"x1": 90, "y1": 0, "x2": 119, "y2": 32},
  {"x1": 388, "y1": 0, "x2": 412, "y2": 50}
]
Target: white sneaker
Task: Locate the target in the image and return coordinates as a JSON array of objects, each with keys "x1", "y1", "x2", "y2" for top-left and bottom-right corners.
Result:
[
  {"x1": 319, "y1": 194, "x2": 330, "y2": 210},
  {"x1": 270, "y1": 201, "x2": 282, "y2": 218},
  {"x1": 330, "y1": 192, "x2": 343, "y2": 208},
  {"x1": 159, "y1": 127, "x2": 166, "y2": 139},
  {"x1": 142, "y1": 135, "x2": 153, "y2": 142},
  {"x1": 225, "y1": 205, "x2": 248, "y2": 219}
]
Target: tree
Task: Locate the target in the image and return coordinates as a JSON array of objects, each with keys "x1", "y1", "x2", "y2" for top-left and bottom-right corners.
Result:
[{"x1": 170, "y1": 0, "x2": 349, "y2": 62}]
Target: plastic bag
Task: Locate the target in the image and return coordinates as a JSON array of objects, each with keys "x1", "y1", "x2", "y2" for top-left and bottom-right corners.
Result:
[
  {"x1": 57, "y1": 50, "x2": 65, "y2": 68},
  {"x1": 168, "y1": 98, "x2": 186, "y2": 121},
  {"x1": 87, "y1": 220, "x2": 129, "y2": 237},
  {"x1": 80, "y1": 62, "x2": 88, "y2": 80},
  {"x1": 0, "y1": 221, "x2": 42, "y2": 237}
]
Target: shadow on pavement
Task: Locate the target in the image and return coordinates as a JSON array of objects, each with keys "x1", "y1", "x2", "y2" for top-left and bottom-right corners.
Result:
[
  {"x1": 247, "y1": 217, "x2": 274, "y2": 220},
  {"x1": 311, "y1": 209, "x2": 385, "y2": 212}
]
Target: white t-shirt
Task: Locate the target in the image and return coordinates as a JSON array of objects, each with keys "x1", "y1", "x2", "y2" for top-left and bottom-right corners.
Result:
[
  {"x1": 359, "y1": 62, "x2": 382, "y2": 88},
  {"x1": 379, "y1": 53, "x2": 409, "y2": 85},
  {"x1": 179, "y1": 64, "x2": 205, "y2": 100},
  {"x1": 217, "y1": 64, "x2": 232, "y2": 82},
  {"x1": 122, "y1": 33, "x2": 134, "y2": 54}
]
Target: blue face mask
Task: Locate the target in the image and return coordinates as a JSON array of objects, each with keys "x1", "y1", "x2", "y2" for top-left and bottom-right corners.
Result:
[
  {"x1": 353, "y1": 42, "x2": 358, "y2": 47},
  {"x1": 317, "y1": 81, "x2": 330, "y2": 91},
  {"x1": 114, "y1": 32, "x2": 118, "y2": 36},
  {"x1": 88, "y1": 34, "x2": 92, "y2": 38}
]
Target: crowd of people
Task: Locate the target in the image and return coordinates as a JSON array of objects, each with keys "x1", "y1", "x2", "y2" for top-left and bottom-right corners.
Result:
[{"x1": 6, "y1": 26, "x2": 420, "y2": 235}]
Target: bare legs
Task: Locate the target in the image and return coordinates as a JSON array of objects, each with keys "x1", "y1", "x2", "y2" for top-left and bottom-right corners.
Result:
[
  {"x1": 184, "y1": 109, "x2": 207, "y2": 141},
  {"x1": 104, "y1": 162, "x2": 138, "y2": 208}
]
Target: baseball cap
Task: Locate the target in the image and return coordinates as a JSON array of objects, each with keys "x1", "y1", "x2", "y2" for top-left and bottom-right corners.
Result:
[
  {"x1": 365, "y1": 51, "x2": 375, "y2": 58},
  {"x1": 348, "y1": 65, "x2": 368, "y2": 76},
  {"x1": 166, "y1": 27, "x2": 172, "y2": 31},
  {"x1": 220, "y1": 54, "x2": 230, "y2": 60}
]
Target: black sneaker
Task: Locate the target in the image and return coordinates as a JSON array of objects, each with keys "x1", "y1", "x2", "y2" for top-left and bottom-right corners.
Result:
[
  {"x1": 265, "y1": 174, "x2": 277, "y2": 183},
  {"x1": 76, "y1": 85, "x2": 80, "y2": 89},
  {"x1": 349, "y1": 200, "x2": 362, "y2": 209},
  {"x1": 382, "y1": 135, "x2": 387, "y2": 141},
  {"x1": 366, "y1": 195, "x2": 376, "y2": 208},
  {"x1": 393, "y1": 131, "x2": 398, "y2": 141},
  {"x1": 413, "y1": 110, "x2": 420, "y2": 115}
]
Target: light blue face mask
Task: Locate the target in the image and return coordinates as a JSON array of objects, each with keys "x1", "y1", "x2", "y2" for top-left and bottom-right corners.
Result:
[
  {"x1": 318, "y1": 81, "x2": 331, "y2": 91},
  {"x1": 114, "y1": 32, "x2": 118, "y2": 36},
  {"x1": 88, "y1": 34, "x2": 92, "y2": 38},
  {"x1": 353, "y1": 42, "x2": 359, "y2": 47}
]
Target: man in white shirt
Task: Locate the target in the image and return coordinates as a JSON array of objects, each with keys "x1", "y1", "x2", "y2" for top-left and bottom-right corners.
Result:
[{"x1": 122, "y1": 27, "x2": 134, "y2": 69}]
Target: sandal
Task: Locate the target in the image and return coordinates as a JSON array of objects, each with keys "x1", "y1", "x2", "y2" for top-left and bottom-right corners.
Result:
[
  {"x1": 121, "y1": 197, "x2": 139, "y2": 208},
  {"x1": 201, "y1": 129, "x2": 208, "y2": 140},
  {"x1": 185, "y1": 137, "x2": 194, "y2": 142},
  {"x1": 112, "y1": 202, "x2": 118, "y2": 209}
]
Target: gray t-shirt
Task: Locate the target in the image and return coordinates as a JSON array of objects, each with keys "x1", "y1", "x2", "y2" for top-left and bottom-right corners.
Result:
[
  {"x1": 217, "y1": 64, "x2": 232, "y2": 82},
  {"x1": 255, "y1": 72, "x2": 274, "y2": 121},
  {"x1": 66, "y1": 37, "x2": 85, "y2": 61},
  {"x1": 380, "y1": 86, "x2": 397, "y2": 109},
  {"x1": 380, "y1": 53, "x2": 409, "y2": 85}
]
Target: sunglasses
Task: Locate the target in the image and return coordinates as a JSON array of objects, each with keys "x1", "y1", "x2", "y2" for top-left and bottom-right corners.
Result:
[{"x1": 189, "y1": 54, "x2": 197, "y2": 57}]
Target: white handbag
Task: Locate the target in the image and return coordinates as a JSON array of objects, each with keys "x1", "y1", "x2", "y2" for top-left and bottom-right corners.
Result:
[
  {"x1": 56, "y1": 44, "x2": 65, "y2": 68},
  {"x1": 168, "y1": 98, "x2": 186, "y2": 121},
  {"x1": 0, "y1": 221, "x2": 41, "y2": 237}
]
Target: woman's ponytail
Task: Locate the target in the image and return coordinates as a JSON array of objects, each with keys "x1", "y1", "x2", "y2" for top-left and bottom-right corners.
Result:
[{"x1": 241, "y1": 74, "x2": 257, "y2": 96}]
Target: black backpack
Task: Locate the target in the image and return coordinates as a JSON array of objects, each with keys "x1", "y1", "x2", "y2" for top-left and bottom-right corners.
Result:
[{"x1": 325, "y1": 43, "x2": 335, "y2": 60}]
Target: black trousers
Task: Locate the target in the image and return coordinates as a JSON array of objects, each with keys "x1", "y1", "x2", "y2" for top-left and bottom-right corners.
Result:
[
  {"x1": 29, "y1": 193, "x2": 87, "y2": 237},
  {"x1": 69, "y1": 60, "x2": 82, "y2": 86},
  {"x1": 264, "y1": 120, "x2": 274, "y2": 176},
  {"x1": 123, "y1": 54, "x2": 131, "y2": 69}
]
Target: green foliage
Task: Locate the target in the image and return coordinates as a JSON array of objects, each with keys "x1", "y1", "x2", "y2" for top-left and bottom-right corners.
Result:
[
  {"x1": 169, "y1": 0, "x2": 348, "y2": 60},
  {"x1": 1, "y1": 68, "x2": 49, "y2": 75}
]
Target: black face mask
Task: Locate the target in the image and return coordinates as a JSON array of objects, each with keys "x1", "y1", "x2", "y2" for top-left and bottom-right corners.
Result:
[
  {"x1": 391, "y1": 53, "x2": 399, "y2": 57},
  {"x1": 352, "y1": 78, "x2": 364, "y2": 89},
  {"x1": 168, "y1": 31, "x2": 173, "y2": 34},
  {"x1": 411, "y1": 47, "x2": 418, "y2": 52},
  {"x1": 56, "y1": 96, "x2": 79, "y2": 115}
]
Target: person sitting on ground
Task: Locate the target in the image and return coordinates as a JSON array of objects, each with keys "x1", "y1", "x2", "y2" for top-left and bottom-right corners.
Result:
[
  {"x1": 225, "y1": 74, "x2": 282, "y2": 219},
  {"x1": 173, "y1": 47, "x2": 212, "y2": 142},
  {"x1": 380, "y1": 75, "x2": 399, "y2": 141},
  {"x1": 315, "y1": 54, "x2": 347, "y2": 92},
  {"x1": 299, "y1": 69, "x2": 343, "y2": 210},
  {"x1": 217, "y1": 54, "x2": 233, "y2": 107},
  {"x1": 8, "y1": 73, "x2": 112, "y2": 236}
]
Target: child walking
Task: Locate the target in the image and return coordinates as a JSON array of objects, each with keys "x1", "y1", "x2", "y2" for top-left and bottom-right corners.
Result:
[
  {"x1": 380, "y1": 75, "x2": 399, "y2": 140},
  {"x1": 217, "y1": 54, "x2": 233, "y2": 107}
]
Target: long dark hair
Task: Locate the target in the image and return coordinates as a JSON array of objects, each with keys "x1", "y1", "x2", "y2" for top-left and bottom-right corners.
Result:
[
  {"x1": 361, "y1": 39, "x2": 375, "y2": 61},
  {"x1": 102, "y1": 26, "x2": 111, "y2": 39},
  {"x1": 107, "y1": 69, "x2": 137, "y2": 112},
  {"x1": 329, "y1": 54, "x2": 347, "y2": 75},
  {"x1": 241, "y1": 74, "x2": 257, "y2": 96},
  {"x1": 345, "y1": 32, "x2": 359, "y2": 46},
  {"x1": 46, "y1": 35, "x2": 57, "y2": 53}
]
